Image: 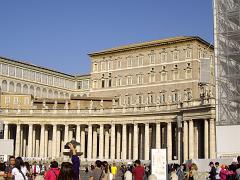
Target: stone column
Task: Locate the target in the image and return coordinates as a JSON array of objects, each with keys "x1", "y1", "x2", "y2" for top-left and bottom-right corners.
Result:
[
  {"x1": 40, "y1": 124, "x2": 45, "y2": 157},
  {"x1": 76, "y1": 125, "x2": 81, "y2": 153},
  {"x1": 35, "y1": 129, "x2": 40, "y2": 157},
  {"x1": 64, "y1": 124, "x2": 69, "y2": 144},
  {"x1": 32, "y1": 126, "x2": 36, "y2": 157},
  {"x1": 44, "y1": 127, "x2": 48, "y2": 157},
  {"x1": 189, "y1": 120, "x2": 194, "y2": 159},
  {"x1": 15, "y1": 124, "x2": 21, "y2": 156},
  {"x1": 194, "y1": 123, "x2": 199, "y2": 159},
  {"x1": 204, "y1": 120, "x2": 209, "y2": 159},
  {"x1": 99, "y1": 124, "x2": 104, "y2": 159},
  {"x1": 156, "y1": 123, "x2": 161, "y2": 149},
  {"x1": 167, "y1": 122, "x2": 172, "y2": 161},
  {"x1": 209, "y1": 119, "x2": 216, "y2": 158},
  {"x1": 4, "y1": 123, "x2": 8, "y2": 139},
  {"x1": 23, "y1": 127, "x2": 27, "y2": 157},
  {"x1": 177, "y1": 129, "x2": 181, "y2": 163},
  {"x1": 104, "y1": 126, "x2": 109, "y2": 159},
  {"x1": 87, "y1": 124, "x2": 92, "y2": 159},
  {"x1": 80, "y1": 125, "x2": 85, "y2": 158},
  {"x1": 133, "y1": 123, "x2": 138, "y2": 160},
  {"x1": 110, "y1": 124, "x2": 115, "y2": 159},
  {"x1": 116, "y1": 125, "x2": 121, "y2": 159},
  {"x1": 145, "y1": 123, "x2": 150, "y2": 160},
  {"x1": 27, "y1": 124, "x2": 33, "y2": 157},
  {"x1": 52, "y1": 124, "x2": 57, "y2": 159},
  {"x1": 122, "y1": 124, "x2": 127, "y2": 160},
  {"x1": 68, "y1": 127, "x2": 73, "y2": 141},
  {"x1": 20, "y1": 126, "x2": 23, "y2": 156},
  {"x1": 56, "y1": 129, "x2": 61, "y2": 157},
  {"x1": 128, "y1": 126, "x2": 132, "y2": 159},
  {"x1": 92, "y1": 126, "x2": 97, "y2": 159},
  {"x1": 183, "y1": 121, "x2": 188, "y2": 161}
]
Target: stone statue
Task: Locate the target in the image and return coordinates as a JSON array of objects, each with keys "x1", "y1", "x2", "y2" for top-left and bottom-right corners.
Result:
[
  {"x1": 53, "y1": 100, "x2": 58, "y2": 109},
  {"x1": 100, "y1": 99, "x2": 104, "y2": 108},
  {"x1": 77, "y1": 101, "x2": 81, "y2": 109},
  {"x1": 89, "y1": 100, "x2": 93, "y2": 109},
  {"x1": 64, "y1": 101, "x2": 69, "y2": 110}
]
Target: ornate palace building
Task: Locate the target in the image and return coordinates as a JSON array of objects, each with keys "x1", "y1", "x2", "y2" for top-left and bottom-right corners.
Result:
[{"x1": 0, "y1": 36, "x2": 215, "y2": 163}]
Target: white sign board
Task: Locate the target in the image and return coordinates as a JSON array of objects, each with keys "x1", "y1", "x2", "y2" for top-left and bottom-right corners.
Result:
[
  {"x1": 151, "y1": 149, "x2": 167, "y2": 180},
  {"x1": 0, "y1": 139, "x2": 14, "y2": 155}
]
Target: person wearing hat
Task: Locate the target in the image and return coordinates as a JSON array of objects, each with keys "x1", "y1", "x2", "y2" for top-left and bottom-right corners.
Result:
[
  {"x1": 209, "y1": 162, "x2": 216, "y2": 180},
  {"x1": 67, "y1": 140, "x2": 80, "y2": 180}
]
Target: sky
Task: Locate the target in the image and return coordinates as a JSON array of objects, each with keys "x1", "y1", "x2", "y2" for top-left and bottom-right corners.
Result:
[{"x1": 0, "y1": 0, "x2": 213, "y2": 75}]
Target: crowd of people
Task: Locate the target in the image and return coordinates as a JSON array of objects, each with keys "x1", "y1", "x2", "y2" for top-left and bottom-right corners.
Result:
[
  {"x1": 1, "y1": 140, "x2": 239, "y2": 180},
  {"x1": 168, "y1": 156, "x2": 240, "y2": 180}
]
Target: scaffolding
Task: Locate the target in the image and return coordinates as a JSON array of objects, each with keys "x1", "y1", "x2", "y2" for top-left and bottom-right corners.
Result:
[{"x1": 214, "y1": 0, "x2": 240, "y2": 126}]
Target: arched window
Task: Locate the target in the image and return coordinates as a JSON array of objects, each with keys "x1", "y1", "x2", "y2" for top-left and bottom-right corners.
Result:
[
  {"x1": 36, "y1": 87, "x2": 41, "y2": 97},
  {"x1": 42, "y1": 88, "x2": 47, "y2": 98},
  {"x1": 60, "y1": 92, "x2": 64, "y2": 98},
  {"x1": 2, "y1": 80, "x2": 7, "y2": 91},
  {"x1": 23, "y1": 84, "x2": 28, "y2": 94},
  {"x1": 48, "y1": 89, "x2": 53, "y2": 98},
  {"x1": 30, "y1": 85, "x2": 34, "y2": 96},
  {"x1": 16, "y1": 83, "x2": 21, "y2": 93},
  {"x1": 9, "y1": 82, "x2": 14, "y2": 92},
  {"x1": 54, "y1": 91, "x2": 58, "y2": 98}
]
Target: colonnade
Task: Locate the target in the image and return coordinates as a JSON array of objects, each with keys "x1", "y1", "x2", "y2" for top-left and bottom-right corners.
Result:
[{"x1": 3, "y1": 118, "x2": 216, "y2": 161}]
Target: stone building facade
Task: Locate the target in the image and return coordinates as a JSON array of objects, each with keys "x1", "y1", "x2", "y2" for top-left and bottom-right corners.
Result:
[{"x1": 0, "y1": 36, "x2": 216, "y2": 163}]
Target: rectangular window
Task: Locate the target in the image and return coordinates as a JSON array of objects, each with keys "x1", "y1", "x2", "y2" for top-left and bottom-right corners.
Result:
[
  {"x1": 172, "y1": 92, "x2": 178, "y2": 102},
  {"x1": 138, "y1": 56, "x2": 144, "y2": 67},
  {"x1": 48, "y1": 76, "x2": 53, "y2": 85},
  {"x1": 149, "y1": 73, "x2": 155, "y2": 83},
  {"x1": 101, "y1": 79, "x2": 105, "y2": 88},
  {"x1": 93, "y1": 80, "x2": 97, "y2": 88},
  {"x1": 127, "y1": 76, "x2": 132, "y2": 85},
  {"x1": 36, "y1": 72, "x2": 42, "y2": 82},
  {"x1": 160, "y1": 93, "x2": 166, "y2": 103},
  {"x1": 161, "y1": 72, "x2": 167, "y2": 81},
  {"x1": 108, "y1": 61, "x2": 113, "y2": 70},
  {"x1": 161, "y1": 52, "x2": 167, "y2": 63},
  {"x1": 2, "y1": 64, "x2": 8, "y2": 75},
  {"x1": 149, "y1": 54, "x2": 155, "y2": 64},
  {"x1": 186, "y1": 69, "x2": 192, "y2": 79},
  {"x1": 9, "y1": 65, "x2": 15, "y2": 77},
  {"x1": 137, "y1": 74, "x2": 143, "y2": 84},
  {"x1": 148, "y1": 94, "x2": 154, "y2": 104},
  {"x1": 117, "y1": 60, "x2": 121, "y2": 69},
  {"x1": 108, "y1": 79, "x2": 112, "y2": 87},
  {"x1": 173, "y1": 51, "x2": 179, "y2": 61},
  {"x1": 127, "y1": 58, "x2": 132, "y2": 68},
  {"x1": 186, "y1": 49, "x2": 192, "y2": 59},
  {"x1": 173, "y1": 71, "x2": 179, "y2": 80},
  {"x1": 101, "y1": 62, "x2": 106, "y2": 71},
  {"x1": 125, "y1": 95, "x2": 131, "y2": 105},
  {"x1": 138, "y1": 95, "x2": 143, "y2": 104},
  {"x1": 77, "y1": 81, "x2": 82, "y2": 89},
  {"x1": 16, "y1": 67, "x2": 22, "y2": 78}
]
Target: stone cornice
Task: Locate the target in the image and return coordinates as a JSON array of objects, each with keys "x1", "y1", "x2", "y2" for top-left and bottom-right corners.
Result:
[{"x1": 88, "y1": 36, "x2": 214, "y2": 57}]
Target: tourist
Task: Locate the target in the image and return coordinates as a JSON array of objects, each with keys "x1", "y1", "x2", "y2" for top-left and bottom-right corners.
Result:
[
  {"x1": 11, "y1": 157, "x2": 28, "y2": 180},
  {"x1": 44, "y1": 161, "x2": 60, "y2": 180},
  {"x1": 209, "y1": 161, "x2": 216, "y2": 180},
  {"x1": 24, "y1": 162, "x2": 33, "y2": 180},
  {"x1": 102, "y1": 161, "x2": 110, "y2": 180},
  {"x1": 89, "y1": 160, "x2": 105, "y2": 180},
  {"x1": 111, "y1": 162, "x2": 117, "y2": 180},
  {"x1": 68, "y1": 142, "x2": 80, "y2": 180},
  {"x1": 4, "y1": 156, "x2": 15, "y2": 178},
  {"x1": 124, "y1": 167, "x2": 132, "y2": 180},
  {"x1": 219, "y1": 164, "x2": 229, "y2": 180},
  {"x1": 188, "y1": 163, "x2": 198, "y2": 180},
  {"x1": 32, "y1": 161, "x2": 41, "y2": 177},
  {"x1": 170, "y1": 164, "x2": 178, "y2": 180},
  {"x1": 0, "y1": 162, "x2": 6, "y2": 180},
  {"x1": 236, "y1": 156, "x2": 240, "y2": 179},
  {"x1": 58, "y1": 162, "x2": 74, "y2": 180},
  {"x1": 215, "y1": 162, "x2": 221, "y2": 180},
  {"x1": 176, "y1": 164, "x2": 185, "y2": 180},
  {"x1": 132, "y1": 160, "x2": 144, "y2": 180}
]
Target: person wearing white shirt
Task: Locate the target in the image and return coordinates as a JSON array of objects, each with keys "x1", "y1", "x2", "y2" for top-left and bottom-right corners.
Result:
[{"x1": 11, "y1": 157, "x2": 28, "y2": 180}]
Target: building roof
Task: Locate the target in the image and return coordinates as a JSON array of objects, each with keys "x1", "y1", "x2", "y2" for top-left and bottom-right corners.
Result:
[
  {"x1": 0, "y1": 56, "x2": 75, "y2": 78},
  {"x1": 88, "y1": 36, "x2": 214, "y2": 57}
]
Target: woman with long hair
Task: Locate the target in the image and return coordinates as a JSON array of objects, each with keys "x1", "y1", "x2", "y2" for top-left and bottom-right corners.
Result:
[
  {"x1": 57, "y1": 162, "x2": 74, "y2": 180},
  {"x1": 12, "y1": 157, "x2": 28, "y2": 180}
]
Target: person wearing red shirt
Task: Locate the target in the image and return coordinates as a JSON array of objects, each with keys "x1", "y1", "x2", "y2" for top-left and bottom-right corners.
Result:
[
  {"x1": 45, "y1": 161, "x2": 60, "y2": 180},
  {"x1": 133, "y1": 160, "x2": 145, "y2": 180}
]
